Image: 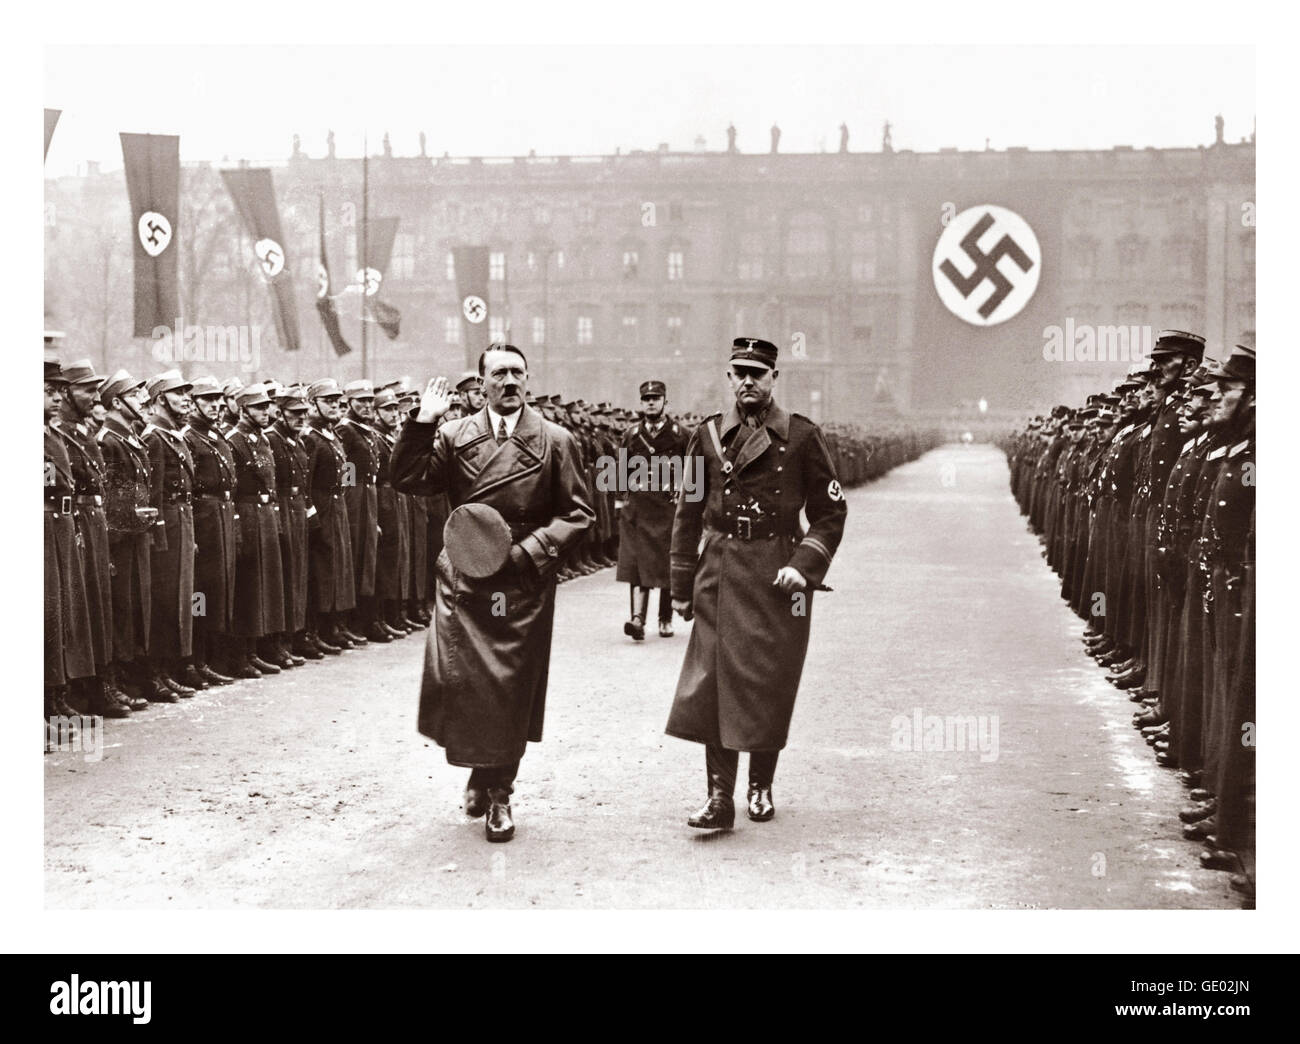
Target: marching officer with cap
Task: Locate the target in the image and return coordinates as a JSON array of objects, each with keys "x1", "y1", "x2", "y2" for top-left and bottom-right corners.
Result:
[
  {"x1": 338, "y1": 379, "x2": 387, "y2": 642},
  {"x1": 185, "y1": 375, "x2": 241, "y2": 686},
  {"x1": 667, "y1": 337, "x2": 848, "y2": 829},
  {"x1": 616, "y1": 379, "x2": 688, "y2": 640},
  {"x1": 267, "y1": 385, "x2": 316, "y2": 661},
  {"x1": 303, "y1": 378, "x2": 360, "y2": 652},
  {"x1": 44, "y1": 354, "x2": 95, "y2": 718},
  {"x1": 142, "y1": 369, "x2": 199, "y2": 700},
  {"x1": 227, "y1": 382, "x2": 290, "y2": 671},
  {"x1": 393, "y1": 343, "x2": 595, "y2": 843},
  {"x1": 52, "y1": 359, "x2": 129, "y2": 716},
  {"x1": 97, "y1": 369, "x2": 158, "y2": 709}
]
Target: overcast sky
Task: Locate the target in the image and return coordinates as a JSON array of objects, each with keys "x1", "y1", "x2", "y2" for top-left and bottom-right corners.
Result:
[{"x1": 44, "y1": 44, "x2": 1254, "y2": 175}]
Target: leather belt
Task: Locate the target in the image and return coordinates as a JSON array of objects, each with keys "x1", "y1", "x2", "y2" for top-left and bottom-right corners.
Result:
[
  {"x1": 704, "y1": 520, "x2": 788, "y2": 542},
  {"x1": 197, "y1": 491, "x2": 233, "y2": 502},
  {"x1": 236, "y1": 493, "x2": 273, "y2": 505},
  {"x1": 164, "y1": 491, "x2": 192, "y2": 504},
  {"x1": 74, "y1": 494, "x2": 104, "y2": 507},
  {"x1": 45, "y1": 495, "x2": 74, "y2": 515}
]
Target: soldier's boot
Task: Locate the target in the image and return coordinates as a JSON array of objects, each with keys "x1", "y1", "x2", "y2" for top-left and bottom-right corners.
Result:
[
  {"x1": 624, "y1": 586, "x2": 648, "y2": 641},
  {"x1": 163, "y1": 662, "x2": 197, "y2": 697},
  {"x1": 108, "y1": 665, "x2": 147, "y2": 711},
  {"x1": 88, "y1": 676, "x2": 131, "y2": 719},
  {"x1": 146, "y1": 668, "x2": 180, "y2": 703},
  {"x1": 310, "y1": 630, "x2": 343, "y2": 656},
  {"x1": 293, "y1": 631, "x2": 325, "y2": 660},
  {"x1": 747, "y1": 750, "x2": 779, "y2": 822},
  {"x1": 196, "y1": 662, "x2": 236, "y2": 685},
  {"x1": 688, "y1": 745, "x2": 737, "y2": 830},
  {"x1": 657, "y1": 589, "x2": 674, "y2": 637},
  {"x1": 485, "y1": 787, "x2": 515, "y2": 843},
  {"x1": 363, "y1": 597, "x2": 394, "y2": 643},
  {"x1": 48, "y1": 686, "x2": 78, "y2": 720},
  {"x1": 180, "y1": 663, "x2": 211, "y2": 691},
  {"x1": 247, "y1": 638, "x2": 282, "y2": 675},
  {"x1": 260, "y1": 637, "x2": 295, "y2": 669},
  {"x1": 276, "y1": 635, "x2": 306, "y2": 667}
]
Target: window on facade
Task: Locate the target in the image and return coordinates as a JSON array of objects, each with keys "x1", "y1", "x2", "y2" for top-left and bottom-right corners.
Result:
[
  {"x1": 667, "y1": 250, "x2": 684, "y2": 281},
  {"x1": 555, "y1": 250, "x2": 565, "y2": 270},
  {"x1": 621, "y1": 315, "x2": 638, "y2": 347},
  {"x1": 666, "y1": 315, "x2": 683, "y2": 346},
  {"x1": 623, "y1": 250, "x2": 639, "y2": 278},
  {"x1": 534, "y1": 205, "x2": 551, "y2": 226},
  {"x1": 445, "y1": 202, "x2": 461, "y2": 224},
  {"x1": 577, "y1": 316, "x2": 593, "y2": 345},
  {"x1": 444, "y1": 316, "x2": 460, "y2": 345},
  {"x1": 490, "y1": 251, "x2": 506, "y2": 281},
  {"x1": 1070, "y1": 238, "x2": 1099, "y2": 281},
  {"x1": 1241, "y1": 234, "x2": 1255, "y2": 277},
  {"x1": 851, "y1": 230, "x2": 877, "y2": 282},
  {"x1": 445, "y1": 252, "x2": 455, "y2": 281},
  {"x1": 526, "y1": 251, "x2": 537, "y2": 273},
  {"x1": 532, "y1": 317, "x2": 545, "y2": 345},
  {"x1": 390, "y1": 233, "x2": 415, "y2": 279},
  {"x1": 852, "y1": 324, "x2": 872, "y2": 347},
  {"x1": 489, "y1": 316, "x2": 505, "y2": 341},
  {"x1": 578, "y1": 204, "x2": 595, "y2": 227},
  {"x1": 1163, "y1": 238, "x2": 1194, "y2": 282},
  {"x1": 785, "y1": 213, "x2": 829, "y2": 279}
]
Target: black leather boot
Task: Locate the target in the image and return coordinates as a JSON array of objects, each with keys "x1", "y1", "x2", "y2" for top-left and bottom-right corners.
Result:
[
  {"x1": 485, "y1": 787, "x2": 515, "y2": 842},
  {"x1": 747, "y1": 750, "x2": 779, "y2": 822},
  {"x1": 688, "y1": 745, "x2": 736, "y2": 830}
]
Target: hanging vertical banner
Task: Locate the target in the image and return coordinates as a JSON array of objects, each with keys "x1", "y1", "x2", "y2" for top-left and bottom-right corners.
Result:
[
  {"x1": 120, "y1": 132, "x2": 180, "y2": 337},
  {"x1": 220, "y1": 167, "x2": 302, "y2": 351},
  {"x1": 358, "y1": 216, "x2": 401, "y2": 340},
  {"x1": 315, "y1": 195, "x2": 353, "y2": 357},
  {"x1": 453, "y1": 245, "x2": 491, "y2": 366},
  {"x1": 44, "y1": 109, "x2": 61, "y2": 161}
]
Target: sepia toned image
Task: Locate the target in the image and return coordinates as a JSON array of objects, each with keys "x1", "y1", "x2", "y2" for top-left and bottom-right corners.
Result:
[{"x1": 40, "y1": 38, "x2": 1255, "y2": 917}]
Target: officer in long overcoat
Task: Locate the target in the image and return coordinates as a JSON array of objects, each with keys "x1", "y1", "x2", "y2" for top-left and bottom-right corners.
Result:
[
  {"x1": 338, "y1": 380, "x2": 383, "y2": 640},
  {"x1": 267, "y1": 385, "x2": 313, "y2": 660},
  {"x1": 392, "y1": 344, "x2": 594, "y2": 843},
  {"x1": 667, "y1": 337, "x2": 847, "y2": 830},
  {"x1": 615, "y1": 379, "x2": 689, "y2": 640},
  {"x1": 302, "y1": 378, "x2": 359, "y2": 651}
]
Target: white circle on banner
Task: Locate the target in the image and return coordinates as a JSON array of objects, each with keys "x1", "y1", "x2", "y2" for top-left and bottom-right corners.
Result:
[
  {"x1": 463, "y1": 295, "x2": 487, "y2": 324},
  {"x1": 316, "y1": 263, "x2": 329, "y2": 299},
  {"x1": 137, "y1": 212, "x2": 172, "y2": 257},
  {"x1": 932, "y1": 204, "x2": 1041, "y2": 326},
  {"x1": 254, "y1": 238, "x2": 285, "y2": 278},
  {"x1": 356, "y1": 267, "x2": 382, "y2": 296}
]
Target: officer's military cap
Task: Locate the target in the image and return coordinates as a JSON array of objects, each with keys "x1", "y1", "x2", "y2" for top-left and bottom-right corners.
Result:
[
  {"x1": 1208, "y1": 344, "x2": 1255, "y2": 383},
  {"x1": 1099, "y1": 393, "x2": 1121, "y2": 407},
  {"x1": 44, "y1": 353, "x2": 67, "y2": 384},
  {"x1": 61, "y1": 358, "x2": 105, "y2": 387},
  {"x1": 236, "y1": 383, "x2": 273, "y2": 408},
  {"x1": 307, "y1": 378, "x2": 343, "y2": 400},
  {"x1": 373, "y1": 388, "x2": 400, "y2": 409},
  {"x1": 147, "y1": 369, "x2": 192, "y2": 399},
  {"x1": 1115, "y1": 373, "x2": 1144, "y2": 393},
  {"x1": 525, "y1": 393, "x2": 538, "y2": 405},
  {"x1": 375, "y1": 379, "x2": 402, "y2": 394},
  {"x1": 730, "y1": 336, "x2": 778, "y2": 370},
  {"x1": 639, "y1": 380, "x2": 667, "y2": 398},
  {"x1": 1150, "y1": 329, "x2": 1206, "y2": 363},
  {"x1": 222, "y1": 376, "x2": 245, "y2": 397},
  {"x1": 455, "y1": 371, "x2": 482, "y2": 392},
  {"x1": 189, "y1": 376, "x2": 224, "y2": 399},
  {"x1": 99, "y1": 369, "x2": 145, "y2": 405},
  {"x1": 263, "y1": 379, "x2": 284, "y2": 400},
  {"x1": 278, "y1": 384, "x2": 310, "y2": 411},
  {"x1": 343, "y1": 379, "x2": 374, "y2": 400}
]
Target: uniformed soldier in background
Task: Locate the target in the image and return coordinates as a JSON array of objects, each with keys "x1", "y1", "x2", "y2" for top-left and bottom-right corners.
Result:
[
  {"x1": 227, "y1": 383, "x2": 290, "y2": 672},
  {"x1": 268, "y1": 385, "x2": 315, "y2": 662},
  {"x1": 45, "y1": 355, "x2": 95, "y2": 720},
  {"x1": 338, "y1": 380, "x2": 386, "y2": 643},
  {"x1": 371, "y1": 387, "x2": 416, "y2": 636},
  {"x1": 184, "y1": 376, "x2": 241, "y2": 687},
  {"x1": 456, "y1": 371, "x2": 485, "y2": 414},
  {"x1": 220, "y1": 377, "x2": 243, "y2": 434},
  {"x1": 142, "y1": 370, "x2": 198, "y2": 701},
  {"x1": 53, "y1": 360, "x2": 128, "y2": 717},
  {"x1": 303, "y1": 378, "x2": 359, "y2": 653},
  {"x1": 668, "y1": 337, "x2": 848, "y2": 829},
  {"x1": 97, "y1": 369, "x2": 157, "y2": 710},
  {"x1": 616, "y1": 379, "x2": 688, "y2": 640}
]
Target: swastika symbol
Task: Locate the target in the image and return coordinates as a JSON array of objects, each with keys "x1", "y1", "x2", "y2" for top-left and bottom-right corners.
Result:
[
  {"x1": 463, "y1": 294, "x2": 487, "y2": 323},
  {"x1": 931, "y1": 204, "x2": 1041, "y2": 327},
  {"x1": 137, "y1": 211, "x2": 172, "y2": 257}
]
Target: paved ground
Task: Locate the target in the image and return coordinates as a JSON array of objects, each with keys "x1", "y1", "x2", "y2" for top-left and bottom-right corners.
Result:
[{"x1": 44, "y1": 444, "x2": 1240, "y2": 909}]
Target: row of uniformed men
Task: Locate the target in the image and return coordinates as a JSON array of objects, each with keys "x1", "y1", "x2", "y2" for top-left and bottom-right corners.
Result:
[{"x1": 1005, "y1": 331, "x2": 1256, "y2": 898}]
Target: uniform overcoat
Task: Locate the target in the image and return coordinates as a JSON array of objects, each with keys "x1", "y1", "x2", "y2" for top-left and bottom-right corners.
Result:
[
  {"x1": 184, "y1": 420, "x2": 237, "y2": 632},
  {"x1": 666, "y1": 401, "x2": 847, "y2": 751},
  {"x1": 143, "y1": 414, "x2": 196, "y2": 659},
  {"x1": 45, "y1": 425, "x2": 95, "y2": 684},
  {"x1": 227, "y1": 419, "x2": 286, "y2": 638},
  {"x1": 392, "y1": 405, "x2": 594, "y2": 767},
  {"x1": 337, "y1": 417, "x2": 380, "y2": 599},
  {"x1": 98, "y1": 416, "x2": 153, "y2": 660},
  {"x1": 615, "y1": 417, "x2": 689, "y2": 590},
  {"x1": 303, "y1": 419, "x2": 357, "y2": 614},
  {"x1": 54, "y1": 417, "x2": 114, "y2": 669},
  {"x1": 374, "y1": 425, "x2": 411, "y2": 602},
  {"x1": 267, "y1": 421, "x2": 310, "y2": 633}
]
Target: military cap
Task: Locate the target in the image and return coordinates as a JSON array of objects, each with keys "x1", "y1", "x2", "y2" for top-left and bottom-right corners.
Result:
[
  {"x1": 525, "y1": 393, "x2": 538, "y2": 405},
  {"x1": 99, "y1": 369, "x2": 145, "y2": 405},
  {"x1": 455, "y1": 371, "x2": 482, "y2": 392},
  {"x1": 373, "y1": 388, "x2": 400, "y2": 409},
  {"x1": 375, "y1": 379, "x2": 403, "y2": 394},
  {"x1": 1050, "y1": 405, "x2": 1069, "y2": 418},
  {"x1": 1208, "y1": 343, "x2": 1255, "y2": 383},
  {"x1": 278, "y1": 384, "x2": 310, "y2": 410},
  {"x1": 44, "y1": 346, "x2": 67, "y2": 384},
  {"x1": 61, "y1": 358, "x2": 105, "y2": 387},
  {"x1": 307, "y1": 378, "x2": 343, "y2": 400},
  {"x1": 222, "y1": 376, "x2": 245, "y2": 397},
  {"x1": 189, "y1": 376, "x2": 224, "y2": 399},
  {"x1": 1149, "y1": 329, "x2": 1206, "y2": 363},
  {"x1": 236, "y1": 383, "x2": 273, "y2": 408},
  {"x1": 639, "y1": 379, "x2": 667, "y2": 398},
  {"x1": 263, "y1": 379, "x2": 284, "y2": 400},
  {"x1": 730, "y1": 336, "x2": 778, "y2": 370},
  {"x1": 343, "y1": 378, "x2": 374, "y2": 400},
  {"x1": 1099, "y1": 393, "x2": 1121, "y2": 407},
  {"x1": 1115, "y1": 374, "x2": 1144, "y2": 392},
  {"x1": 147, "y1": 369, "x2": 192, "y2": 399},
  {"x1": 1076, "y1": 406, "x2": 1099, "y2": 420}
]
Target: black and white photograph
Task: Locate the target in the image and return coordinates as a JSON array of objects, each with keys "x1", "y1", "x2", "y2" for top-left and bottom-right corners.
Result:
[{"x1": 13, "y1": 5, "x2": 1291, "y2": 964}]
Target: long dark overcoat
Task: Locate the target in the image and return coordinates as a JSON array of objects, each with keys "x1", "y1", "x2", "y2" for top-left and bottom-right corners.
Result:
[
  {"x1": 615, "y1": 417, "x2": 689, "y2": 590},
  {"x1": 392, "y1": 405, "x2": 594, "y2": 767}
]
